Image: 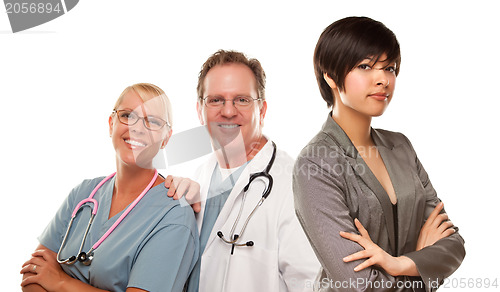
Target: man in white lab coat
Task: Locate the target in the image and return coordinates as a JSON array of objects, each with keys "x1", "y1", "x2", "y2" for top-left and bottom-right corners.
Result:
[{"x1": 169, "y1": 50, "x2": 319, "y2": 292}]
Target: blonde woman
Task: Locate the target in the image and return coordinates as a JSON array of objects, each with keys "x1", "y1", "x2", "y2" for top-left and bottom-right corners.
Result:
[{"x1": 21, "y1": 83, "x2": 199, "y2": 292}]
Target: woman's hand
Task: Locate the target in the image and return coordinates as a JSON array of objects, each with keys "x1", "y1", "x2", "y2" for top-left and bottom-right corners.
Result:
[
  {"x1": 416, "y1": 202, "x2": 455, "y2": 251},
  {"x1": 340, "y1": 219, "x2": 418, "y2": 276},
  {"x1": 165, "y1": 175, "x2": 201, "y2": 212},
  {"x1": 20, "y1": 248, "x2": 70, "y2": 291}
]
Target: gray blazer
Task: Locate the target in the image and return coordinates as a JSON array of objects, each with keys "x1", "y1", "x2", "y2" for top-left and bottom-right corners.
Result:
[{"x1": 293, "y1": 114, "x2": 465, "y2": 292}]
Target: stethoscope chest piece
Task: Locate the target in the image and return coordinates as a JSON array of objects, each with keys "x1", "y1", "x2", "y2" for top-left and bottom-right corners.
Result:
[{"x1": 78, "y1": 251, "x2": 94, "y2": 266}]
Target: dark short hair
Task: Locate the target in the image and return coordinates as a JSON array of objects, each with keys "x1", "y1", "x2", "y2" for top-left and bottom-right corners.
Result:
[
  {"x1": 314, "y1": 16, "x2": 401, "y2": 107},
  {"x1": 197, "y1": 49, "x2": 266, "y2": 101}
]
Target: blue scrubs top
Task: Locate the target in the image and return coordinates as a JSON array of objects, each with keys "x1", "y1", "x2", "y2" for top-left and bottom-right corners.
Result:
[{"x1": 39, "y1": 176, "x2": 199, "y2": 292}]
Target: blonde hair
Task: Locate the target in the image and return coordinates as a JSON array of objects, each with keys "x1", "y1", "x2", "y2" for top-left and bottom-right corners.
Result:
[{"x1": 114, "y1": 83, "x2": 173, "y2": 129}]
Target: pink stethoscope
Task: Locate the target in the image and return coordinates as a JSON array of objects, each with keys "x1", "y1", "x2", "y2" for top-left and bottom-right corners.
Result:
[{"x1": 57, "y1": 170, "x2": 158, "y2": 266}]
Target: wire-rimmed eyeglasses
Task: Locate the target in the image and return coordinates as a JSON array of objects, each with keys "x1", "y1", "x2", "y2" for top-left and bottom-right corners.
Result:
[
  {"x1": 112, "y1": 109, "x2": 170, "y2": 131},
  {"x1": 202, "y1": 96, "x2": 263, "y2": 109}
]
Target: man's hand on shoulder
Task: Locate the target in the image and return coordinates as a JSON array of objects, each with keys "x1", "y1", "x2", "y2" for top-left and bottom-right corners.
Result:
[{"x1": 165, "y1": 175, "x2": 202, "y2": 213}]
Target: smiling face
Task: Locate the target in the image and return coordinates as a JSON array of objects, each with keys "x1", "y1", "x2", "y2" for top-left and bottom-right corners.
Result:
[
  {"x1": 326, "y1": 54, "x2": 397, "y2": 118},
  {"x1": 109, "y1": 89, "x2": 171, "y2": 169},
  {"x1": 197, "y1": 63, "x2": 267, "y2": 157}
]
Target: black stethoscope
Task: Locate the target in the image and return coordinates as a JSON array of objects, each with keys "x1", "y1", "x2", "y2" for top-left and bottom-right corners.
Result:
[{"x1": 217, "y1": 141, "x2": 276, "y2": 252}]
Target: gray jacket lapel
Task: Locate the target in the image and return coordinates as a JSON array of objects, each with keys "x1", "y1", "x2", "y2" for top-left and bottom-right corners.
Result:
[
  {"x1": 373, "y1": 129, "x2": 416, "y2": 255},
  {"x1": 322, "y1": 114, "x2": 398, "y2": 254}
]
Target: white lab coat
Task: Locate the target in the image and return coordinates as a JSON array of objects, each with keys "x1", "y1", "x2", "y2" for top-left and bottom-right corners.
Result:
[{"x1": 194, "y1": 139, "x2": 320, "y2": 292}]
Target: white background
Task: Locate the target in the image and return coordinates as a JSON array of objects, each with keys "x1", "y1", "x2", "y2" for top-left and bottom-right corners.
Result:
[{"x1": 1, "y1": 0, "x2": 498, "y2": 290}]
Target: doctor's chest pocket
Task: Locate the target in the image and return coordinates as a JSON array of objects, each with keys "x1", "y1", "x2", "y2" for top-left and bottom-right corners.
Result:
[{"x1": 226, "y1": 244, "x2": 279, "y2": 287}]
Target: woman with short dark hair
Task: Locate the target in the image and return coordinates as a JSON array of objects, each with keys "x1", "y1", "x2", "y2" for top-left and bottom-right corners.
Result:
[{"x1": 293, "y1": 17, "x2": 465, "y2": 291}]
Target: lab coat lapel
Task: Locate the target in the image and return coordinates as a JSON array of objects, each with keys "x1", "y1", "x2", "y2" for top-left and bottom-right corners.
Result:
[
  {"x1": 202, "y1": 141, "x2": 274, "y2": 254},
  {"x1": 204, "y1": 167, "x2": 250, "y2": 252}
]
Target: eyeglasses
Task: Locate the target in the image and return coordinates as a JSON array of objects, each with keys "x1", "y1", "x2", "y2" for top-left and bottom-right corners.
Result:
[
  {"x1": 112, "y1": 109, "x2": 170, "y2": 131},
  {"x1": 202, "y1": 96, "x2": 263, "y2": 109}
]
